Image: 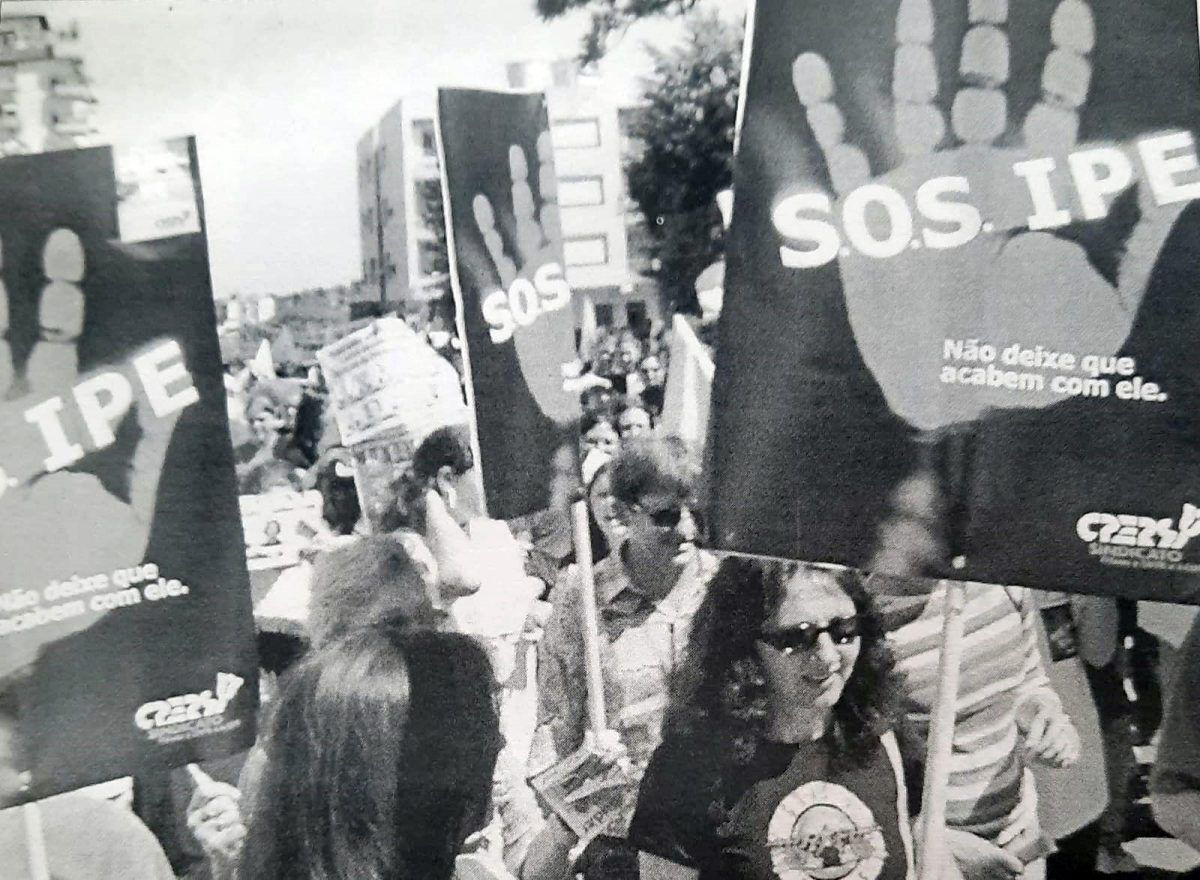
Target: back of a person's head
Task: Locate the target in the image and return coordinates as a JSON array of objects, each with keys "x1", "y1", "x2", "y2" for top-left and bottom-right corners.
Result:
[
  {"x1": 609, "y1": 435, "x2": 696, "y2": 507},
  {"x1": 239, "y1": 619, "x2": 500, "y2": 880},
  {"x1": 316, "y1": 464, "x2": 361, "y2": 535},
  {"x1": 412, "y1": 425, "x2": 473, "y2": 482},
  {"x1": 308, "y1": 536, "x2": 437, "y2": 647}
]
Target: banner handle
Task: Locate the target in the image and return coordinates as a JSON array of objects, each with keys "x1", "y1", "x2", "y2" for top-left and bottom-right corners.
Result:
[
  {"x1": 23, "y1": 801, "x2": 51, "y2": 880},
  {"x1": 916, "y1": 579, "x2": 967, "y2": 880},
  {"x1": 570, "y1": 498, "x2": 608, "y2": 741}
]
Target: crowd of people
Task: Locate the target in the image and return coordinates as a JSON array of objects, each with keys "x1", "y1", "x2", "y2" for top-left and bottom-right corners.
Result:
[{"x1": 5, "y1": 317, "x2": 1200, "y2": 880}]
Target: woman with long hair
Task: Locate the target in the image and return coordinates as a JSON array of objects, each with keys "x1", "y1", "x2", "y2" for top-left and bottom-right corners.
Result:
[
  {"x1": 628, "y1": 556, "x2": 914, "y2": 880},
  {"x1": 198, "y1": 618, "x2": 502, "y2": 880}
]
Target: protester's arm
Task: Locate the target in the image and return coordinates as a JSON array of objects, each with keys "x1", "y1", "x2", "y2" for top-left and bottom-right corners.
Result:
[
  {"x1": 491, "y1": 746, "x2": 547, "y2": 875},
  {"x1": 941, "y1": 829, "x2": 1018, "y2": 880},
  {"x1": 1011, "y1": 588, "x2": 1057, "y2": 707},
  {"x1": 185, "y1": 772, "x2": 246, "y2": 880},
  {"x1": 529, "y1": 578, "x2": 587, "y2": 773},
  {"x1": 1010, "y1": 588, "x2": 1079, "y2": 768},
  {"x1": 423, "y1": 488, "x2": 483, "y2": 600}
]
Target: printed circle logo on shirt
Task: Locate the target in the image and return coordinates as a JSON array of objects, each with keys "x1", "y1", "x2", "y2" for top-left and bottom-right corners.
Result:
[{"x1": 766, "y1": 780, "x2": 886, "y2": 880}]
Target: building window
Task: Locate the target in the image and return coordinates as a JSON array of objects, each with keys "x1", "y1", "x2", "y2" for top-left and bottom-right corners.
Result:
[
  {"x1": 412, "y1": 119, "x2": 438, "y2": 159},
  {"x1": 595, "y1": 303, "x2": 614, "y2": 327},
  {"x1": 557, "y1": 175, "x2": 605, "y2": 207},
  {"x1": 563, "y1": 234, "x2": 608, "y2": 267},
  {"x1": 551, "y1": 118, "x2": 601, "y2": 151}
]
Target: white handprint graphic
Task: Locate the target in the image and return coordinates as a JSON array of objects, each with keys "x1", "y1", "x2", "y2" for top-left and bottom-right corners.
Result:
[
  {"x1": 0, "y1": 227, "x2": 191, "y2": 676},
  {"x1": 471, "y1": 132, "x2": 577, "y2": 425},
  {"x1": 785, "y1": 0, "x2": 1187, "y2": 432},
  {"x1": 29, "y1": 228, "x2": 86, "y2": 385}
]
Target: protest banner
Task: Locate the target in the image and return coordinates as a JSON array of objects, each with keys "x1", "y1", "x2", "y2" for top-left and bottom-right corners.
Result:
[
  {"x1": 0, "y1": 139, "x2": 258, "y2": 804},
  {"x1": 438, "y1": 88, "x2": 581, "y2": 520},
  {"x1": 238, "y1": 489, "x2": 326, "y2": 571},
  {"x1": 317, "y1": 317, "x2": 468, "y2": 528},
  {"x1": 710, "y1": 0, "x2": 1200, "y2": 603},
  {"x1": 316, "y1": 316, "x2": 466, "y2": 449},
  {"x1": 347, "y1": 424, "x2": 417, "y2": 529}
]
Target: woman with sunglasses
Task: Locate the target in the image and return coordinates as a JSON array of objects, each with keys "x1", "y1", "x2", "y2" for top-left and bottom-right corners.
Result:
[
  {"x1": 628, "y1": 556, "x2": 915, "y2": 880},
  {"x1": 524, "y1": 436, "x2": 716, "y2": 880}
]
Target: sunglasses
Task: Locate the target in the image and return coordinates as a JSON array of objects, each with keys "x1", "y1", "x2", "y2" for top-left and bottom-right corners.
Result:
[
  {"x1": 635, "y1": 503, "x2": 689, "y2": 529},
  {"x1": 758, "y1": 617, "x2": 861, "y2": 655}
]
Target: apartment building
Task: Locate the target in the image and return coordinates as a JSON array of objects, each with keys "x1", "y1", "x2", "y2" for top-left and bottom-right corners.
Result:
[
  {"x1": 0, "y1": 16, "x2": 97, "y2": 156},
  {"x1": 356, "y1": 93, "x2": 443, "y2": 307},
  {"x1": 356, "y1": 61, "x2": 659, "y2": 330},
  {"x1": 506, "y1": 59, "x2": 659, "y2": 331}
]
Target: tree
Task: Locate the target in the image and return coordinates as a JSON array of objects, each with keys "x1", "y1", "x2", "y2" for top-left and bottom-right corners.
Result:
[
  {"x1": 624, "y1": 12, "x2": 740, "y2": 314},
  {"x1": 414, "y1": 177, "x2": 451, "y2": 301},
  {"x1": 536, "y1": 0, "x2": 703, "y2": 65}
]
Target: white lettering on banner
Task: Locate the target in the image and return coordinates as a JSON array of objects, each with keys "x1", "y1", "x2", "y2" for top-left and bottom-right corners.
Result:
[
  {"x1": 9, "y1": 339, "x2": 198, "y2": 478},
  {"x1": 774, "y1": 130, "x2": 1200, "y2": 267},
  {"x1": 133, "y1": 340, "x2": 201, "y2": 418},
  {"x1": 134, "y1": 672, "x2": 243, "y2": 734},
  {"x1": 481, "y1": 261, "x2": 572, "y2": 343},
  {"x1": 1076, "y1": 504, "x2": 1200, "y2": 551}
]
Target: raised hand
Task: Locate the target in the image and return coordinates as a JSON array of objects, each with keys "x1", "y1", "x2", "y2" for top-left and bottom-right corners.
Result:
[
  {"x1": 786, "y1": 0, "x2": 1186, "y2": 431},
  {"x1": 186, "y1": 767, "x2": 247, "y2": 874},
  {"x1": 471, "y1": 133, "x2": 577, "y2": 425}
]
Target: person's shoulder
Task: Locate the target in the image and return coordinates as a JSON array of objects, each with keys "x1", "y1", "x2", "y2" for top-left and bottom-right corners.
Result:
[
  {"x1": 647, "y1": 723, "x2": 725, "y2": 783},
  {"x1": 39, "y1": 794, "x2": 174, "y2": 874},
  {"x1": 40, "y1": 791, "x2": 133, "y2": 826}
]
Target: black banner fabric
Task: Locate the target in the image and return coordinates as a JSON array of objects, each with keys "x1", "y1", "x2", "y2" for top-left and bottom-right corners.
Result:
[
  {"x1": 0, "y1": 140, "x2": 258, "y2": 804},
  {"x1": 438, "y1": 89, "x2": 580, "y2": 520},
  {"x1": 710, "y1": 0, "x2": 1200, "y2": 601}
]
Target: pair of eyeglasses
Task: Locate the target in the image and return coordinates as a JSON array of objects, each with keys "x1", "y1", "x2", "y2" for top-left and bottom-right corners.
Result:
[
  {"x1": 636, "y1": 503, "x2": 688, "y2": 529},
  {"x1": 758, "y1": 617, "x2": 861, "y2": 655}
]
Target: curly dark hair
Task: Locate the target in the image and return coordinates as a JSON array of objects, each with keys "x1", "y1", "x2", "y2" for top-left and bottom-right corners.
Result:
[{"x1": 669, "y1": 556, "x2": 900, "y2": 770}]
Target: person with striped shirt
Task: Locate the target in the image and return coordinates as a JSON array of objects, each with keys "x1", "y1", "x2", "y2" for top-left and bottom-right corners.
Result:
[{"x1": 885, "y1": 582, "x2": 1080, "y2": 880}]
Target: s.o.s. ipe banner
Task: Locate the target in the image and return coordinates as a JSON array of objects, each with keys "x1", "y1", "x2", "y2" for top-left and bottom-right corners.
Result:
[
  {"x1": 438, "y1": 89, "x2": 580, "y2": 520},
  {"x1": 709, "y1": 0, "x2": 1200, "y2": 602},
  {"x1": 0, "y1": 140, "x2": 258, "y2": 805}
]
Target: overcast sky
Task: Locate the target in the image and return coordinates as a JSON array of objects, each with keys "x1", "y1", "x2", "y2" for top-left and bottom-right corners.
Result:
[{"x1": 3, "y1": 0, "x2": 745, "y2": 299}]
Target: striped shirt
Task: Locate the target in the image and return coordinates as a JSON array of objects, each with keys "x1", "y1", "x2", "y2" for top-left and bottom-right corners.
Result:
[{"x1": 886, "y1": 583, "x2": 1059, "y2": 847}]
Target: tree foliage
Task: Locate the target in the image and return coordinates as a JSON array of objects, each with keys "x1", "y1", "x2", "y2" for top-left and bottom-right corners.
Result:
[
  {"x1": 414, "y1": 177, "x2": 450, "y2": 299},
  {"x1": 624, "y1": 12, "x2": 740, "y2": 314},
  {"x1": 536, "y1": 0, "x2": 704, "y2": 65}
]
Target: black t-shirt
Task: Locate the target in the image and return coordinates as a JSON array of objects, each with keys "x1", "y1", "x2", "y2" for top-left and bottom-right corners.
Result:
[{"x1": 629, "y1": 729, "x2": 911, "y2": 880}]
